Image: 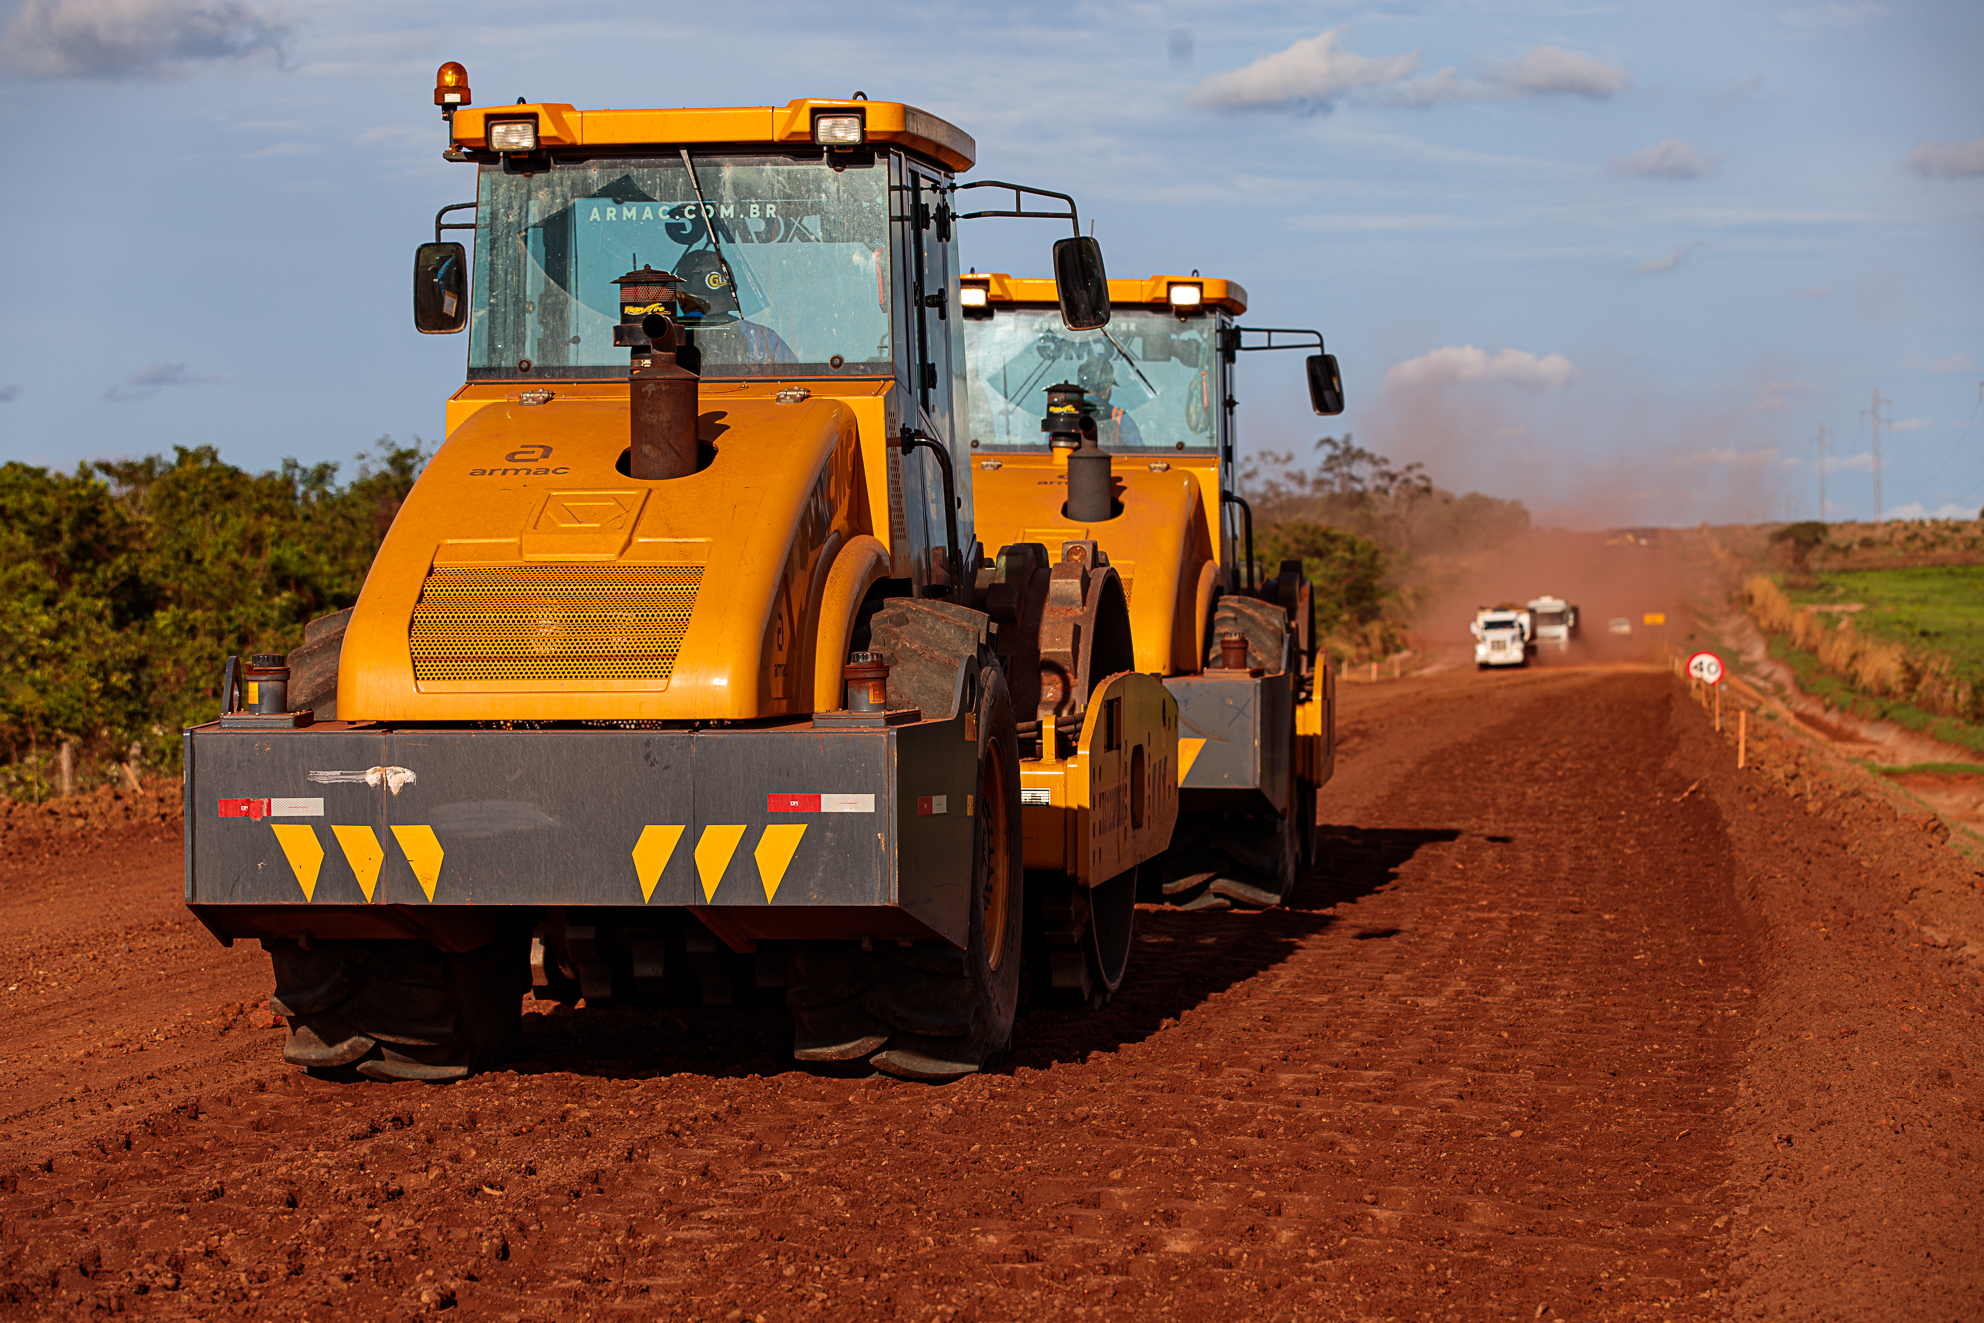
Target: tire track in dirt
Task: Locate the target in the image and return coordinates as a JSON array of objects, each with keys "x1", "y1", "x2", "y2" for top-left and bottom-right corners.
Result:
[
  {"x1": 0, "y1": 827, "x2": 284, "y2": 1171},
  {"x1": 3, "y1": 670, "x2": 1762, "y2": 1319}
]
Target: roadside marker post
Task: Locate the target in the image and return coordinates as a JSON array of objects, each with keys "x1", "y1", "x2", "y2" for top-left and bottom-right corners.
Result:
[{"x1": 1738, "y1": 710, "x2": 1748, "y2": 769}]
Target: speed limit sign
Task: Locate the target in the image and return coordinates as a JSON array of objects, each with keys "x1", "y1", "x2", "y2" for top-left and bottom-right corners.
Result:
[{"x1": 1687, "y1": 651, "x2": 1724, "y2": 685}]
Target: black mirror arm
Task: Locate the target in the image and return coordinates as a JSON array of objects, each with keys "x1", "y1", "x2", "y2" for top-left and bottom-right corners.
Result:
[
  {"x1": 1220, "y1": 326, "x2": 1325, "y2": 362},
  {"x1": 900, "y1": 428, "x2": 965, "y2": 599},
  {"x1": 1220, "y1": 491, "x2": 1256, "y2": 595},
  {"x1": 434, "y1": 201, "x2": 477, "y2": 244},
  {"x1": 954, "y1": 180, "x2": 1082, "y2": 238}
]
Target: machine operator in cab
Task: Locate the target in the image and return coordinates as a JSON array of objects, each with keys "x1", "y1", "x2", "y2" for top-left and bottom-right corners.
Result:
[
  {"x1": 673, "y1": 248, "x2": 798, "y2": 365},
  {"x1": 1077, "y1": 355, "x2": 1143, "y2": 448}
]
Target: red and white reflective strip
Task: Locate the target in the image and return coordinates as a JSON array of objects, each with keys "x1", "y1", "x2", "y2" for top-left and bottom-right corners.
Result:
[
  {"x1": 766, "y1": 793, "x2": 875, "y2": 813},
  {"x1": 219, "y1": 798, "x2": 324, "y2": 819},
  {"x1": 916, "y1": 795, "x2": 948, "y2": 816}
]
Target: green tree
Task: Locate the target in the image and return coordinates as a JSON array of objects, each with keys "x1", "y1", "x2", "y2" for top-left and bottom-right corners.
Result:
[
  {"x1": 1259, "y1": 521, "x2": 1389, "y2": 634},
  {"x1": 0, "y1": 439, "x2": 428, "y2": 784}
]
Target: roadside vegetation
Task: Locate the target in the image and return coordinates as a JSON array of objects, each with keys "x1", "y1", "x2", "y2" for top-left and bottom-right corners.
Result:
[
  {"x1": 1243, "y1": 435, "x2": 1531, "y2": 664},
  {"x1": 1742, "y1": 558, "x2": 1984, "y2": 760},
  {"x1": 0, "y1": 442, "x2": 427, "y2": 797}
]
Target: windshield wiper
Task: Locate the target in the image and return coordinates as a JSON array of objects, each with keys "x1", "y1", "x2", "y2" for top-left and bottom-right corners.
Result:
[
  {"x1": 1099, "y1": 326, "x2": 1158, "y2": 399},
  {"x1": 679, "y1": 148, "x2": 742, "y2": 317}
]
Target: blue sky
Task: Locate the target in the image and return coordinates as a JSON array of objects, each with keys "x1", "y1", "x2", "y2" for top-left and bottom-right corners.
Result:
[{"x1": 0, "y1": 0, "x2": 1978, "y2": 527}]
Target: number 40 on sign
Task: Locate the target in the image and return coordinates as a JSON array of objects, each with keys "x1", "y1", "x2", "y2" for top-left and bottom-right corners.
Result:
[{"x1": 1687, "y1": 651, "x2": 1724, "y2": 685}]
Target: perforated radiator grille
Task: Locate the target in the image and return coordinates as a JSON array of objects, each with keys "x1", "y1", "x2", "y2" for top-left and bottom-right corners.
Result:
[{"x1": 409, "y1": 564, "x2": 702, "y2": 682}]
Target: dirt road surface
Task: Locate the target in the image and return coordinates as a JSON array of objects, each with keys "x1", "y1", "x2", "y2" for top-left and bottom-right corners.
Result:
[{"x1": 2, "y1": 666, "x2": 1979, "y2": 1321}]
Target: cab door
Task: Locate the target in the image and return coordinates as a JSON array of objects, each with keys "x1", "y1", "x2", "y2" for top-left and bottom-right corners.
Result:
[{"x1": 901, "y1": 164, "x2": 973, "y2": 582}]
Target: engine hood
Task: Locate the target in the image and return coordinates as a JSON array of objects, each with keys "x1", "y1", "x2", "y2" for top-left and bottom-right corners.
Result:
[{"x1": 339, "y1": 382, "x2": 875, "y2": 721}]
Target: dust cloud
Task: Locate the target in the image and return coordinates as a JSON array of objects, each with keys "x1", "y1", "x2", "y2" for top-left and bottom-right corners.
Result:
[
  {"x1": 1355, "y1": 374, "x2": 1806, "y2": 532},
  {"x1": 1411, "y1": 527, "x2": 1696, "y2": 668}
]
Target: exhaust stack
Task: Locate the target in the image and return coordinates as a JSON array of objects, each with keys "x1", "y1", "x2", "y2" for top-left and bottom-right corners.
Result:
[
  {"x1": 1043, "y1": 381, "x2": 1115, "y2": 522},
  {"x1": 614, "y1": 266, "x2": 700, "y2": 480}
]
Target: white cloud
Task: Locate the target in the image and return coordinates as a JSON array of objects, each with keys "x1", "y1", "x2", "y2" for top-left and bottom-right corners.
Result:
[
  {"x1": 1780, "y1": 3, "x2": 1884, "y2": 26},
  {"x1": 1673, "y1": 447, "x2": 1779, "y2": 469},
  {"x1": 104, "y1": 361, "x2": 231, "y2": 401},
  {"x1": 1908, "y1": 138, "x2": 1984, "y2": 179},
  {"x1": 1616, "y1": 138, "x2": 1721, "y2": 181},
  {"x1": 1820, "y1": 450, "x2": 1874, "y2": 473},
  {"x1": 1188, "y1": 29, "x2": 1630, "y2": 112},
  {"x1": 1382, "y1": 345, "x2": 1576, "y2": 392},
  {"x1": 1, "y1": 0, "x2": 288, "y2": 78},
  {"x1": 1888, "y1": 417, "x2": 1929, "y2": 433},
  {"x1": 244, "y1": 140, "x2": 315, "y2": 158},
  {"x1": 1187, "y1": 28, "x2": 1418, "y2": 112},
  {"x1": 1482, "y1": 45, "x2": 1633, "y2": 100},
  {"x1": 1637, "y1": 240, "x2": 1707, "y2": 274},
  {"x1": 1755, "y1": 380, "x2": 1815, "y2": 412},
  {"x1": 1929, "y1": 353, "x2": 1978, "y2": 373},
  {"x1": 1713, "y1": 73, "x2": 1764, "y2": 108}
]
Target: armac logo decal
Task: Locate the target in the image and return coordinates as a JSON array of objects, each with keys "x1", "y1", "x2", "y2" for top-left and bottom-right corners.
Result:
[{"x1": 471, "y1": 444, "x2": 570, "y2": 477}]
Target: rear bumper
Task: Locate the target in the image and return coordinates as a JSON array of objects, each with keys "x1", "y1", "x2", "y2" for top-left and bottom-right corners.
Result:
[
  {"x1": 1166, "y1": 669, "x2": 1292, "y2": 814},
  {"x1": 183, "y1": 714, "x2": 978, "y2": 949}
]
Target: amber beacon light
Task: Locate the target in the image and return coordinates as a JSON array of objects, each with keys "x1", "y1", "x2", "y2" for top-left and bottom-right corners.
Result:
[{"x1": 434, "y1": 62, "x2": 471, "y2": 119}]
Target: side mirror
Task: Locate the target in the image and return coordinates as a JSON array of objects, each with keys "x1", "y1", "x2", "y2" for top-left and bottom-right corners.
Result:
[
  {"x1": 1052, "y1": 236, "x2": 1110, "y2": 331},
  {"x1": 414, "y1": 241, "x2": 468, "y2": 334},
  {"x1": 1306, "y1": 352, "x2": 1345, "y2": 416}
]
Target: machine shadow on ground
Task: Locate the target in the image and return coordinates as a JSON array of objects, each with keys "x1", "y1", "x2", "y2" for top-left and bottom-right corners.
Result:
[
  {"x1": 479, "y1": 823, "x2": 1467, "y2": 1086},
  {"x1": 1007, "y1": 823, "x2": 1464, "y2": 1070}
]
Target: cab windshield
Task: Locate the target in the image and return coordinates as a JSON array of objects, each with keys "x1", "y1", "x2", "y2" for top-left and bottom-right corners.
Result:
[
  {"x1": 964, "y1": 307, "x2": 1218, "y2": 450},
  {"x1": 470, "y1": 154, "x2": 891, "y2": 379}
]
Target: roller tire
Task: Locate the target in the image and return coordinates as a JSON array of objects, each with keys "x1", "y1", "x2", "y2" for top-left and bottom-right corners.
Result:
[
  {"x1": 787, "y1": 658, "x2": 1023, "y2": 1080},
  {"x1": 269, "y1": 934, "x2": 529, "y2": 1082},
  {"x1": 1154, "y1": 799, "x2": 1299, "y2": 910},
  {"x1": 1203, "y1": 595, "x2": 1289, "y2": 672}
]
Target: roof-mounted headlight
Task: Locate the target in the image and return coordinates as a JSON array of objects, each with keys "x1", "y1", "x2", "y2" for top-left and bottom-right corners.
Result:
[
  {"x1": 1167, "y1": 282, "x2": 1204, "y2": 309},
  {"x1": 488, "y1": 118, "x2": 537, "y2": 153},
  {"x1": 959, "y1": 281, "x2": 992, "y2": 318},
  {"x1": 814, "y1": 112, "x2": 864, "y2": 146}
]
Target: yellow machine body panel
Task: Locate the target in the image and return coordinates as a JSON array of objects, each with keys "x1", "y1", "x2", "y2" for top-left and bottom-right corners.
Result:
[
  {"x1": 1017, "y1": 671, "x2": 1179, "y2": 883},
  {"x1": 339, "y1": 380, "x2": 891, "y2": 721},
  {"x1": 973, "y1": 451, "x2": 1218, "y2": 676},
  {"x1": 450, "y1": 98, "x2": 975, "y2": 173}
]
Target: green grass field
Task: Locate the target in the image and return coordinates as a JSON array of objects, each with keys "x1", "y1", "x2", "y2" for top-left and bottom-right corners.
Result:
[{"x1": 1787, "y1": 566, "x2": 1984, "y2": 690}]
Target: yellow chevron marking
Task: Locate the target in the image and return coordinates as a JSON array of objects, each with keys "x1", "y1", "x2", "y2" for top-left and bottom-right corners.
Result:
[
  {"x1": 753, "y1": 824, "x2": 807, "y2": 902},
  {"x1": 1177, "y1": 738, "x2": 1207, "y2": 783},
  {"x1": 270, "y1": 824, "x2": 324, "y2": 902},
  {"x1": 391, "y1": 825, "x2": 446, "y2": 902},
  {"x1": 631, "y1": 824, "x2": 686, "y2": 903},
  {"x1": 693, "y1": 825, "x2": 747, "y2": 902},
  {"x1": 331, "y1": 825, "x2": 386, "y2": 902}
]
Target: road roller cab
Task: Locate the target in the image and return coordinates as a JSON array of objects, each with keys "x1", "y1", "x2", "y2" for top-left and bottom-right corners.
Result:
[{"x1": 181, "y1": 75, "x2": 1179, "y2": 1083}]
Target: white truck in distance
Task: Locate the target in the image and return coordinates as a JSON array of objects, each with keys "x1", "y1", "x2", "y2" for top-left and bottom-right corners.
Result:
[
  {"x1": 1526, "y1": 596, "x2": 1579, "y2": 651},
  {"x1": 1471, "y1": 605, "x2": 1532, "y2": 668}
]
